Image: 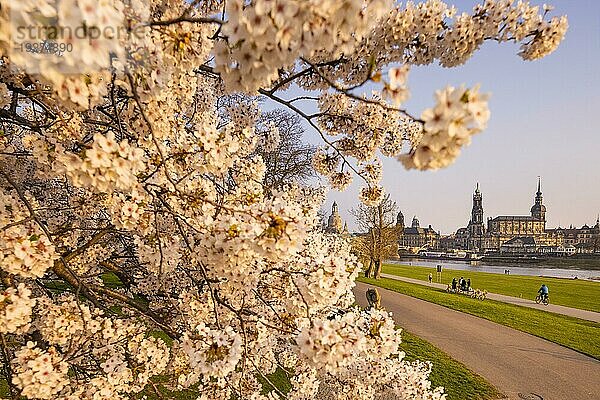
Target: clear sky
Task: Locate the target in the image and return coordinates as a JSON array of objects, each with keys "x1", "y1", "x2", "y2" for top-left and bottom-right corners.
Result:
[{"x1": 320, "y1": 0, "x2": 600, "y2": 234}]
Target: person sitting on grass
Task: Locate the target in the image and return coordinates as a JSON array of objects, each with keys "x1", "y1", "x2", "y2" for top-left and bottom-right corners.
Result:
[{"x1": 538, "y1": 284, "x2": 549, "y2": 300}]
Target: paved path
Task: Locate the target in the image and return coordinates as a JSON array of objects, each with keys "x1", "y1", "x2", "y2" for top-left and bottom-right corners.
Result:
[
  {"x1": 354, "y1": 282, "x2": 600, "y2": 400},
  {"x1": 380, "y1": 273, "x2": 600, "y2": 323}
]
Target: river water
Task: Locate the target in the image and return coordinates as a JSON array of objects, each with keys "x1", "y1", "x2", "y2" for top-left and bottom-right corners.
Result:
[{"x1": 389, "y1": 258, "x2": 600, "y2": 280}]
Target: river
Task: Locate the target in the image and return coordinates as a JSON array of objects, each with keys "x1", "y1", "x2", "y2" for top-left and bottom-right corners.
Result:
[{"x1": 389, "y1": 258, "x2": 600, "y2": 280}]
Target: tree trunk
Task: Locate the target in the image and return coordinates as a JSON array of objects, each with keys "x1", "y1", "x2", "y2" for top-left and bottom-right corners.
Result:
[
  {"x1": 374, "y1": 258, "x2": 382, "y2": 279},
  {"x1": 374, "y1": 203, "x2": 383, "y2": 279},
  {"x1": 364, "y1": 258, "x2": 374, "y2": 278}
]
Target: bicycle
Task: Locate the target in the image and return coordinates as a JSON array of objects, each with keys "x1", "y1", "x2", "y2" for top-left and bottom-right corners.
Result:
[
  {"x1": 470, "y1": 289, "x2": 487, "y2": 300},
  {"x1": 535, "y1": 293, "x2": 549, "y2": 305}
]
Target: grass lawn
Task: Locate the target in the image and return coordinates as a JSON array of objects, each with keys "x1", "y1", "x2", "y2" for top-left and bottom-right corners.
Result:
[
  {"x1": 382, "y1": 263, "x2": 600, "y2": 313},
  {"x1": 358, "y1": 276, "x2": 600, "y2": 360}
]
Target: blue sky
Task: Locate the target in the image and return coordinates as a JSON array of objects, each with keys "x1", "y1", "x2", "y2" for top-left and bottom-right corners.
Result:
[{"x1": 265, "y1": 1, "x2": 600, "y2": 234}]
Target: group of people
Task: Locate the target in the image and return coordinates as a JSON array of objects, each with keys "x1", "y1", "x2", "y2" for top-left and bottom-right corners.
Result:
[
  {"x1": 451, "y1": 276, "x2": 471, "y2": 292},
  {"x1": 503, "y1": 269, "x2": 511, "y2": 275}
]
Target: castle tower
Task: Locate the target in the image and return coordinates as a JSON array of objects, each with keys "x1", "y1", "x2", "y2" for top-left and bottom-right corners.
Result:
[
  {"x1": 396, "y1": 211, "x2": 405, "y2": 228},
  {"x1": 531, "y1": 177, "x2": 546, "y2": 222}
]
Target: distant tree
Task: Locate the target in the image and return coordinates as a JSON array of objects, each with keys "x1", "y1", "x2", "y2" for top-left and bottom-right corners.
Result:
[
  {"x1": 352, "y1": 194, "x2": 400, "y2": 279},
  {"x1": 255, "y1": 109, "x2": 316, "y2": 189}
]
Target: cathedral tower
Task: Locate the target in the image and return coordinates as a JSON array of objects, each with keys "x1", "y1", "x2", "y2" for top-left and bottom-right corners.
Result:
[
  {"x1": 467, "y1": 183, "x2": 485, "y2": 249},
  {"x1": 531, "y1": 177, "x2": 546, "y2": 223},
  {"x1": 470, "y1": 183, "x2": 484, "y2": 226}
]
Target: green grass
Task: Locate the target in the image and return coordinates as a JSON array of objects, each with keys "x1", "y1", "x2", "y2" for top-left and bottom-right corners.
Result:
[
  {"x1": 257, "y1": 367, "x2": 293, "y2": 395},
  {"x1": 359, "y1": 276, "x2": 600, "y2": 360},
  {"x1": 382, "y1": 263, "x2": 600, "y2": 312},
  {"x1": 400, "y1": 330, "x2": 503, "y2": 400},
  {"x1": 0, "y1": 380, "x2": 8, "y2": 399}
]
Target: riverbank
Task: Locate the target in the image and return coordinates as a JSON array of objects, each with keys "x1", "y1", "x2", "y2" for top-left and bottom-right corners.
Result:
[
  {"x1": 390, "y1": 257, "x2": 600, "y2": 280},
  {"x1": 397, "y1": 254, "x2": 600, "y2": 269},
  {"x1": 382, "y1": 263, "x2": 600, "y2": 312}
]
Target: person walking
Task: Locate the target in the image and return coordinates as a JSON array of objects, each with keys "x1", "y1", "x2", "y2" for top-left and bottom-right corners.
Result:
[
  {"x1": 451, "y1": 277, "x2": 457, "y2": 292},
  {"x1": 428, "y1": 273, "x2": 432, "y2": 283}
]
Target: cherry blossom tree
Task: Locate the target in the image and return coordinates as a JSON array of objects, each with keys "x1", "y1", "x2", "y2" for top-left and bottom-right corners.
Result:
[{"x1": 0, "y1": 0, "x2": 566, "y2": 399}]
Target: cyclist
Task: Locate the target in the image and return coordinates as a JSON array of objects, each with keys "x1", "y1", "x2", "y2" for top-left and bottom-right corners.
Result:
[{"x1": 538, "y1": 284, "x2": 549, "y2": 301}]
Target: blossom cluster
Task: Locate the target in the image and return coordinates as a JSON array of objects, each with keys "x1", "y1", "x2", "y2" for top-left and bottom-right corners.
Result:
[
  {"x1": 400, "y1": 85, "x2": 491, "y2": 170},
  {"x1": 36, "y1": 295, "x2": 102, "y2": 347},
  {"x1": 215, "y1": 0, "x2": 391, "y2": 92},
  {"x1": 182, "y1": 324, "x2": 243, "y2": 380},
  {"x1": 56, "y1": 132, "x2": 145, "y2": 193},
  {"x1": 1, "y1": 193, "x2": 58, "y2": 278},
  {"x1": 0, "y1": 0, "x2": 122, "y2": 108},
  {"x1": 0, "y1": 283, "x2": 36, "y2": 334},
  {"x1": 0, "y1": 82, "x2": 10, "y2": 108},
  {"x1": 297, "y1": 308, "x2": 402, "y2": 373},
  {"x1": 12, "y1": 342, "x2": 70, "y2": 400},
  {"x1": 369, "y1": 0, "x2": 567, "y2": 69}
]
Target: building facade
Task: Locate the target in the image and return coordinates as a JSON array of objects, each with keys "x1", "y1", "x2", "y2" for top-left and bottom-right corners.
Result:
[
  {"x1": 398, "y1": 215, "x2": 440, "y2": 250},
  {"x1": 454, "y1": 179, "x2": 599, "y2": 254},
  {"x1": 547, "y1": 219, "x2": 600, "y2": 253}
]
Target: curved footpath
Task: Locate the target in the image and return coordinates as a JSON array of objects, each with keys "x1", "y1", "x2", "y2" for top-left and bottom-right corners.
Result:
[
  {"x1": 380, "y1": 273, "x2": 600, "y2": 323},
  {"x1": 354, "y1": 282, "x2": 600, "y2": 400}
]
